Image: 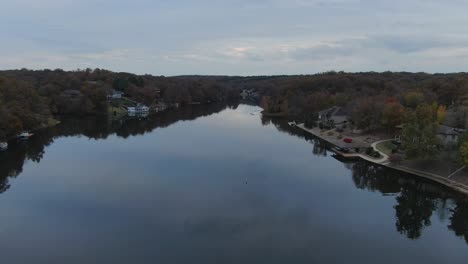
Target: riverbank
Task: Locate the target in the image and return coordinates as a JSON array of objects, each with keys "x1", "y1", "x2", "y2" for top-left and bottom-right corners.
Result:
[
  {"x1": 296, "y1": 123, "x2": 468, "y2": 196},
  {"x1": 1, "y1": 117, "x2": 61, "y2": 143},
  {"x1": 261, "y1": 111, "x2": 288, "y2": 117}
]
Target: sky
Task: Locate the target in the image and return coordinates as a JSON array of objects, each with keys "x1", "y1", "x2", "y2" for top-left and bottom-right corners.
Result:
[{"x1": 1, "y1": 0, "x2": 468, "y2": 76}]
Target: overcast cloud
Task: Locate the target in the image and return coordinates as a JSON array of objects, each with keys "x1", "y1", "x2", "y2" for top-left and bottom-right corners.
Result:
[{"x1": 1, "y1": 0, "x2": 467, "y2": 75}]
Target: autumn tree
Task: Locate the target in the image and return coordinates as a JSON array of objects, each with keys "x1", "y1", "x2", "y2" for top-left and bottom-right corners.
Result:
[
  {"x1": 404, "y1": 91, "x2": 425, "y2": 108},
  {"x1": 351, "y1": 97, "x2": 382, "y2": 131},
  {"x1": 382, "y1": 101, "x2": 405, "y2": 129},
  {"x1": 458, "y1": 133, "x2": 468, "y2": 165},
  {"x1": 402, "y1": 104, "x2": 439, "y2": 159},
  {"x1": 0, "y1": 77, "x2": 51, "y2": 139},
  {"x1": 436, "y1": 105, "x2": 447, "y2": 124}
]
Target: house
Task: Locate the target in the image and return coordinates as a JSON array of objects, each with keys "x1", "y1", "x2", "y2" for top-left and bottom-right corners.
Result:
[
  {"x1": 240, "y1": 90, "x2": 249, "y2": 99},
  {"x1": 153, "y1": 101, "x2": 168, "y2": 112},
  {"x1": 437, "y1": 125, "x2": 465, "y2": 145},
  {"x1": 153, "y1": 87, "x2": 161, "y2": 97},
  {"x1": 393, "y1": 124, "x2": 465, "y2": 146},
  {"x1": 317, "y1": 106, "x2": 349, "y2": 128},
  {"x1": 127, "y1": 103, "x2": 150, "y2": 114},
  {"x1": 240, "y1": 89, "x2": 259, "y2": 100},
  {"x1": 107, "y1": 90, "x2": 124, "y2": 100}
]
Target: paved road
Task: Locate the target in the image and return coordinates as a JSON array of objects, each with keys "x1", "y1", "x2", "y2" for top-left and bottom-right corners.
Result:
[{"x1": 371, "y1": 140, "x2": 392, "y2": 164}]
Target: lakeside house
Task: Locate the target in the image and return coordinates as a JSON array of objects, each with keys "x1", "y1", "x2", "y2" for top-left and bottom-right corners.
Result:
[
  {"x1": 153, "y1": 87, "x2": 161, "y2": 97},
  {"x1": 126, "y1": 103, "x2": 150, "y2": 118},
  {"x1": 107, "y1": 89, "x2": 124, "y2": 100},
  {"x1": 394, "y1": 124, "x2": 465, "y2": 146},
  {"x1": 240, "y1": 89, "x2": 260, "y2": 100},
  {"x1": 437, "y1": 125, "x2": 465, "y2": 145},
  {"x1": 127, "y1": 103, "x2": 150, "y2": 113},
  {"x1": 317, "y1": 106, "x2": 349, "y2": 129},
  {"x1": 152, "y1": 101, "x2": 168, "y2": 112}
]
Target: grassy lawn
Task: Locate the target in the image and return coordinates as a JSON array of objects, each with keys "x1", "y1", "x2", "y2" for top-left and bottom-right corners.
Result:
[
  {"x1": 121, "y1": 97, "x2": 137, "y2": 105},
  {"x1": 376, "y1": 141, "x2": 396, "y2": 156},
  {"x1": 107, "y1": 102, "x2": 127, "y2": 117}
]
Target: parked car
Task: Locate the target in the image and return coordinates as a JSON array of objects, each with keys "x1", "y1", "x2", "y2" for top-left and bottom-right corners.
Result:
[
  {"x1": 343, "y1": 138, "x2": 353, "y2": 143},
  {"x1": 336, "y1": 147, "x2": 350, "y2": 153}
]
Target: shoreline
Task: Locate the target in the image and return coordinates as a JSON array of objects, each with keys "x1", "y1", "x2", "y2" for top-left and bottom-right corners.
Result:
[
  {"x1": 295, "y1": 123, "x2": 468, "y2": 196},
  {"x1": 1, "y1": 118, "x2": 61, "y2": 143}
]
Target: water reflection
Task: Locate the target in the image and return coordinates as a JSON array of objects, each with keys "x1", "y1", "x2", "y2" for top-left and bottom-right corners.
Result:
[
  {"x1": 264, "y1": 116, "x2": 468, "y2": 246},
  {"x1": 261, "y1": 115, "x2": 330, "y2": 157},
  {"x1": 449, "y1": 201, "x2": 468, "y2": 243},
  {"x1": 0, "y1": 103, "x2": 467, "y2": 260},
  {"x1": 0, "y1": 102, "x2": 238, "y2": 194}
]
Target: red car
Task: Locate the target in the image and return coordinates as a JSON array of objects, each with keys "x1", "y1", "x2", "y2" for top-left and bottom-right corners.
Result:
[{"x1": 343, "y1": 138, "x2": 353, "y2": 143}]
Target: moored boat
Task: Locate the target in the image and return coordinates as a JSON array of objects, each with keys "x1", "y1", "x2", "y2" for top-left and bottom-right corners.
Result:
[
  {"x1": 0, "y1": 142, "x2": 7, "y2": 151},
  {"x1": 288, "y1": 121, "x2": 297, "y2": 127},
  {"x1": 18, "y1": 131, "x2": 34, "y2": 139}
]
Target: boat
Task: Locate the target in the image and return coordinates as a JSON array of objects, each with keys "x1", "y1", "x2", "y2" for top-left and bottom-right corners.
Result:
[
  {"x1": 0, "y1": 142, "x2": 7, "y2": 151},
  {"x1": 288, "y1": 121, "x2": 297, "y2": 127},
  {"x1": 18, "y1": 131, "x2": 34, "y2": 139}
]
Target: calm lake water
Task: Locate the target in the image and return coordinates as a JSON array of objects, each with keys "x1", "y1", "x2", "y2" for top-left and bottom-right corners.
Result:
[{"x1": 0, "y1": 103, "x2": 467, "y2": 263}]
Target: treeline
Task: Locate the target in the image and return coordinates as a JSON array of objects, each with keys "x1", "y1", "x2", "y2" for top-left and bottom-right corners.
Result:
[
  {"x1": 0, "y1": 102, "x2": 238, "y2": 193},
  {"x1": 249, "y1": 71, "x2": 468, "y2": 162},
  {"x1": 3, "y1": 69, "x2": 468, "y2": 143},
  {"x1": 0, "y1": 69, "x2": 240, "y2": 140},
  {"x1": 254, "y1": 72, "x2": 468, "y2": 130},
  {"x1": 254, "y1": 72, "x2": 468, "y2": 122},
  {"x1": 0, "y1": 78, "x2": 52, "y2": 140}
]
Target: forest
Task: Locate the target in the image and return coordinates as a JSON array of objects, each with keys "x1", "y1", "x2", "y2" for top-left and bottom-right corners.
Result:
[
  {"x1": 0, "y1": 69, "x2": 239, "y2": 140},
  {"x1": 2, "y1": 69, "x2": 468, "y2": 156},
  {"x1": 255, "y1": 72, "x2": 468, "y2": 158}
]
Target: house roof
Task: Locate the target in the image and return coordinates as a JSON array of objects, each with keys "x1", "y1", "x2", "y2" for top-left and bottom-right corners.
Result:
[
  {"x1": 319, "y1": 106, "x2": 349, "y2": 118},
  {"x1": 438, "y1": 125, "x2": 465, "y2": 135},
  {"x1": 109, "y1": 89, "x2": 124, "y2": 95},
  {"x1": 330, "y1": 116, "x2": 348, "y2": 124}
]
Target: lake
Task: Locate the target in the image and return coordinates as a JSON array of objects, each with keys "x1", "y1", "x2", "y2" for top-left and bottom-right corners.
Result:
[{"x1": 0, "y1": 103, "x2": 467, "y2": 263}]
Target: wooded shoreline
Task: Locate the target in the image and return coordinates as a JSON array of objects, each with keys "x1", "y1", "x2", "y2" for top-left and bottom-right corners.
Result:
[{"x1": 296, "y1": 123, "x2": 468, "y2": 196}]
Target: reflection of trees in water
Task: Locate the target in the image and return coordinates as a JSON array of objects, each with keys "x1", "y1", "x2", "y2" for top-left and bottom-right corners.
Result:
[
  {"x1": 311, "y1": 137, "x2": 329, "y2": 157},
  {"x1": 351, "y1": 161, "x2": 401, "y2": 194},
  {"x1": 350, "y1": 160, "x2": 468, "y2": 244},
  {"x1": 394, "y1": 187, "x2": 437, "y2": 239},
  {"x1": 0, "y1": 102, "x2": 238, "y2": 194},
  {"x1": 0, "y1": 128, "x2": 59, "y2": 192},
  {"x1": 449, "y1": 200, "x2": 468, "y2": 244},
  {"x1": 2, "y1": 103, "x2": 468, "y2": 247},
  {"x1": 267, "y1": 113, "x2": 468, "y2": 245},
  {"x1": 264, "y1": 117, "x2": 468, "y2": 246},
  {"x1": 261, "y1": 116, "x2": 330, "y2": 157}
]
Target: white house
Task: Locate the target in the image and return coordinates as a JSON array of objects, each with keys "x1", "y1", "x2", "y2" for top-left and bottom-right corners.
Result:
[
  {"x1": 107, "y1": 90, "x2": 124, "y2": 100},
  {"x1": 127, "y1": 103, "x2": 150, "y2": 113}
]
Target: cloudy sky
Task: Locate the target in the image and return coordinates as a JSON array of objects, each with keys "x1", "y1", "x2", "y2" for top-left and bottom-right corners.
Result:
[{"x1": 1, "y1": 0, "x2": 467, "y2": 75}]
